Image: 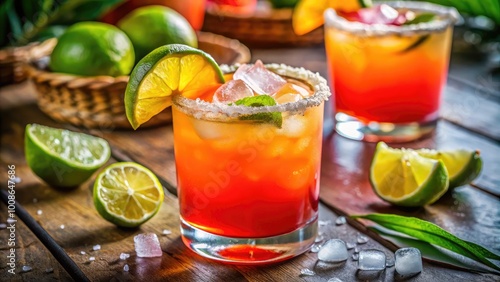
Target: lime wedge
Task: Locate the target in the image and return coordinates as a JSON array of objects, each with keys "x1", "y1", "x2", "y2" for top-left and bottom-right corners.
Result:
[
  {"x1": 417, "y1": 149, "x2": 482, "y2": 188},
  {"x1": 25, "y1": 124, "x2": 110, "y2": 188},
  {"x1": 93, "y1": 162, "x2": 164, "y2": 228},
  {"x1": 370, "y1": 142, "x2": 449, "y2": 207},
  {"x1": 125, "y1": 44, "x2": 224, "y2": 129}
]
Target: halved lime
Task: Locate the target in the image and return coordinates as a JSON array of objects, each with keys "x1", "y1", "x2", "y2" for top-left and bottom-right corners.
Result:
[
  {"x1": 125, "y1": 44, "x2": 224, "y2": 129},
  {"x1": 93, "y1": 162, "x2": 164, "y2": 228},
  {"x1": 417, "y1": 149, "x2": 482, "y2": 188},
  {"x1": 25, "y1": 124, "x2": 110, "y2": 188},
  {"x1": 370, "y1": 142, "x2": 449, "y2": 207}
]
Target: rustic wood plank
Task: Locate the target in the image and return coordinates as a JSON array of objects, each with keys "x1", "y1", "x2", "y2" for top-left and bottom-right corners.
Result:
[{"x1": 320, "y1": 122, "x2": 500, "y2": 255}]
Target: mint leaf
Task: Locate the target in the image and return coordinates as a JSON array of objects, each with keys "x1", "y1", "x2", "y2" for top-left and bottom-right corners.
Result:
[
  {"x1": 404, "y1": 13, "x2": 436, "y2": 25},
  {"x1": 352, "y1": 213, "x2": 500, "y2": 272},
  {"x1": 234, "y1": 96, "x2": 282, "y2": 128}
]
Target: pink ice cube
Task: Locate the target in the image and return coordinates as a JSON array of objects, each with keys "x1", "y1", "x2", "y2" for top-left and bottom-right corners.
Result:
[
  {"x1": 233, "y1": 60, "x2": 286, "y2": 95},
  {"x1": 134, "y1": 233, "x2": 162, "y2": 258},
  {"x1": 212, "y1": 79, "x2": 254, "y2": 103}
]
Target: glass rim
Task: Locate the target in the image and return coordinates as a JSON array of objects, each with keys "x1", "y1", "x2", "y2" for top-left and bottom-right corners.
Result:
[
  {"x1": 324, "y1": 1, "x2": 460, "y2": 36},
  {"x1": 172, "y1": 63, "x2": 331, "y2": 120}
]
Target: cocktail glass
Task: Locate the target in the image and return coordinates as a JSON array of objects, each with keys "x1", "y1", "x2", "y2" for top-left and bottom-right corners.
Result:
[
  {"x1": 324, "y1": 1, "x2": 459, "y2": 142},
  {"x1": 172, "y1": 64, "x2": 330, "y2": 264}
]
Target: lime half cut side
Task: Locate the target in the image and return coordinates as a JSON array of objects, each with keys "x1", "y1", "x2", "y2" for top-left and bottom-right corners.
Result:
[
  {"x1": 25, "y1": 124, "x2": 110, "y2": 187},
  {"x1": 417, "y1": 149, "x2": 482, "y2": 188},
  {"x1": 93, "y1": 162, "x2": 164, "y2": 228},
  {"x1": 125, "y1": 44, "x2": 224, "y2": 129},
  {"x1": 370, "y1": 142, "x2": 449, "y2": 207}
]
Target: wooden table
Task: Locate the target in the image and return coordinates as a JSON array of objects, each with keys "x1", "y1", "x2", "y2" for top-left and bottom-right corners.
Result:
[{"x1": 1, "y1": 45, "x2": 499, "y2": 282}]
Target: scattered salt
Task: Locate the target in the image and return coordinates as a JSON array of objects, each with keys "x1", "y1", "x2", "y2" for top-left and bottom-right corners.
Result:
[
  {"x1": 60, "y1": 225, "x2": 65, "y2": 229},
  {"x1": 356, "y1": 234, "x2": 369, "y2": 244},
  {"x1": 123, "y1": 264, "x2": 129, "y2": 272},
  {"x1": 80, "y1": 251, "x2": 86, "y2": 255},
  {"x1": 335, "y1": 216, "x2": 346, "y2": 225},
  {"x1": 37, "y1": 210, "x2": 43, "y2": 215},
  {"x1": 346, "y1": 242, "x2": 356, "y2": 250},
  {"x1": 120, "y1": 253, "x2": 130, "y2": 260},
  {"x1": 0, "y1": 223, "x2": 6, "y2": 229},
  {"x1": 354, "y1": 247, "x2": 360, "y2": 254},
  {"x1": 88, "y1": 256, "x2": 95, "y2": 262},
  {"x1": 93, "y1": 244, "x2": 101, "y2": 251},
  {"x1": 318, "y1": 220, "x2": 331, "y2": 226},
  {"x1": 328, "y1": 278, "x2": 343, "y2": 282},
  {"x1": 21, "y1": 265, "x2": 32, "y2": 273},
  {"x1": 162, "y1": 229, "x2": 172, "y2": 236},
  {"x1": 352, "y1": 253, "x2": 359, "y2": 261}
]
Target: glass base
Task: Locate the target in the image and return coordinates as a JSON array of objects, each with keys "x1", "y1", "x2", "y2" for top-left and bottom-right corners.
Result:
[
  {"x1": 180, "y1": 216, "x2": 317, "y2": 265},
  {"x1": 335, "y1": 113, "x2": 437, "y2": 143}
]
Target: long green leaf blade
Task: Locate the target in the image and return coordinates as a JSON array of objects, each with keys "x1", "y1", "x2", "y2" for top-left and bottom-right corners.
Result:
[{"x1": 352, "y1": 213, "x2": 500, "y2": 271}]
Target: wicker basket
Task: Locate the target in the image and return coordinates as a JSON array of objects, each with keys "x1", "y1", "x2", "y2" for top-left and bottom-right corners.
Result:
[
  {"x1": 202, "y1": 3, "x2": 324, "y2": 48},
  {"x1": 0, "y1": 41, "x2": 54, "y2": 86},
  {"x1": 27, "y1": 32, "x2": 251, "y2": 129}
]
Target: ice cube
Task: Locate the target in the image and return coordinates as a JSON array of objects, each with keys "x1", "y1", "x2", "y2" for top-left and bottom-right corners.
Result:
[
  {"x1": 315, "y1": 234, "x2": 325, "y2": 243},
  {"x1": 328, "y1": 278, "x2": 343, "y2": 282},
  {"x1": 162, "y1": 229, "x2": 172, "y2": 236},
  {"x1": 357, "y1": 4, "x2": 400, "y2": 25},
  {"x1": 318, "y1": 239, "x2": 349, "y2": 263},
  {"x1": 300, "y1": 268, "x2": 316, "y2": 276},
  {"x1": 395, "y1": 247, "x2": 422, "y2": 277},
  {"x1": 311, "y1": 244, "x2": 322, "y2": 253},
  {"x1": 21, "y1": 265, "x2": 32, "y2": 273},
  {"x1": 275, "y1": 93, "x2": 302, "y2": 104},
  {"x1": 134, "y1": 233, "x2": 163, "y2": 258},
  {"x1": 93, "y1": 244, "x2": 101, "y2": 251},
  {"x1": 358, "y1": 249, "x2": 386, "y2": 271},
  {"x1": 212, "y1": 79, "x2": 254, "y2": 103},
  {"x1": 88, "y1": 256, "x2": 96, "y2": 262},
  {"x1": 346, "y1": 242, "x2": 356, "y2": 250},
  {"x1": 233, "y1": 60, "x2": 286, "y2": 95},
  {"x1": 272, "y1": 82, "x2": 310, "y2": 104},
  {"x1": 335, "y1": 216, "x2": 346, "y2": 225}
]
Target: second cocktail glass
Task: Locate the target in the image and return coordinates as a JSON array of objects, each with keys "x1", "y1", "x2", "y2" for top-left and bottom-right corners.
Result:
[{"x1": 324, "y1": 1, "x2": 458, "y2": 142}]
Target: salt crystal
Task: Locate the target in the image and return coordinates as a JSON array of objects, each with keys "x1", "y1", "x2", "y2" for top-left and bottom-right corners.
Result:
[
  {"x1": 352, "y1": 253, "x2": 359, "y2": 261},
  {"x1": 310, "y1": 244, "x2": 322, "y2": 253},
  {"x1": 386, "y1": 257, "x2": 395, "y2": 267},
  {"x1": 37, "y1": 210, "x2": 42, "y2": 215},
  {"x1": 212, "y1": 79, "x2": 254, "y2": 103},
  {"x1": 33, "y1": 198, "x2": 38, "y2": 203},
  {"x1": 318, "y1": 239, "x2": 349, "y2": 263},
  {"x1": 346, "y1": 242, "x2": 356, "y2": 250},
  {"x1": 0, "y1": 223, "x2": 6, "y2": 229},
  {"x1": 123, "y1": 264, "x2": 129, "y2": 272},
  {"x1": 328, "y1": 278, "x2": 343, "y2": 282},
  {"x1": 134, "y1": 233, "x2": 163, "y2": 258},
  {"x1": 395, "y1": 247, "x2": 422, "y2": 277},
  {"x1": 13, "y1": 177, "x2": 21, "y2": 184},
  {"x1": 300, "y1": 268, "x2": 315, "y2": 276},
  {"x1": 358, "y1": 249, "x2": 386, "y2": 271},
  {"x1": 93, "y1": 244, "x2": 101, "y2": 251},
  {"x1": 88, "y1": 256, "x2": 95, "y2": 262},
  {"x1": 45, "y1": 268, "x2": 54, "y2": 273},
  {"x1": 80, "y1": 251, "x2": 86, "y2": 255},
  {"x1": 162, "y1": 229, "x2": 172, "y2": 236},
  {"x1": 120, "y1": 253, "x2": 130, "y2": 260},
  {"x1": 233, "y1": 60, "x2": 286, "y2": 95},
  {"x1": 356, "y1": 234, "x2": 369, "y2": 244},
  {"x1": 318, "y1": 220, "x2": 331, "y2": 226},
  {"x1": 7, "y1": 218, "x2": 15, "y2": 223},
  {"x1": 335, "y1": 216, "x2": 346, "y2": 225},
  {"x1": 21, "y1": 265, "x2": 32, "y2": 273},
  {"x1": 60, "y1": 225, "x2": 65, "y2": 229}
]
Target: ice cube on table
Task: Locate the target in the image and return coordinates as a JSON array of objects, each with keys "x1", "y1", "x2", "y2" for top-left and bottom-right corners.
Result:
[
  {"x1": 134, "y1": 233, "x2": 163, "y2": 258},
  {"x1": 358, "y1": 249, "x2": 386, "y2": 271},
  {"x1": 212, "y1": 79, "x2": 254, "y2": 103},
  {"x1": 357, "y1": 234, "x2": 369, "y2": 244},
  {"x1": 395, "y1": 247, "x2": 422, "y2": 277},
  {"x1": 300, "y1": 268, "x2": 316, "y2": 276},
  {"x1": 318, "y1": 239, "x2": 349, "y2": 263},
  {"x1": 335, "y1": 216, "x2": 346, "y2": 225},
  {"x1": 233, "y1": 60, "x2": 286, "y2": 95}
]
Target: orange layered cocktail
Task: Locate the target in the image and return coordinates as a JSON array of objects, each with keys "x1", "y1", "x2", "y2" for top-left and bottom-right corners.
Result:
[
  {"x1": 324, "y1": 2, "x2": 458, "y2": 142},
  {"x1": 172, "y1": 61, "x2": 330, "y2": 264}
]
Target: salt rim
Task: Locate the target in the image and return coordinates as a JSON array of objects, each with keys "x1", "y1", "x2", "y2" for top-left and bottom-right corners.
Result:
[
  {"x1": 172, "y1": 63, "x2": 331, "y2": 120},
  {"x1": 324, "y1": 1, "x2": 460, "y2": 36}
]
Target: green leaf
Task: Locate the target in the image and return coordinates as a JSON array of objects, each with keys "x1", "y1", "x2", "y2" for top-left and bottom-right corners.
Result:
[
  {"x1": 403, "y1": 13, "x2": 436, "y2": 25},
  {"x1": 419, "y1": 0, "x2": 500, "y2": 25},
  {"x1": 352, "y1": 213, "x2": 500, "y2": 272},
  {"x1": 234, "y1": 96, "x2": 283, "y2": 128}
]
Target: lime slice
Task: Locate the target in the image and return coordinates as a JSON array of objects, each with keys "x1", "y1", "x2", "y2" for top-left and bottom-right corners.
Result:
[
  {"x1": 417, "y1": 149, "x2": 482, "y2": 188},
  {"x1": 125, "y1": 44, "x2": 225, "y2": 129},
  {"x1": 93, "y1": 162, "x2": 164, "y2": 227},
  {"x1": 293, "y1": 0, "x2": 372, "y2": 35},
  {"x1": 25, "y1": 124, "x2": 110, "y2": 188},
  {"x1": 370, "y1": 142, "x2": 449, "y2": 207}
]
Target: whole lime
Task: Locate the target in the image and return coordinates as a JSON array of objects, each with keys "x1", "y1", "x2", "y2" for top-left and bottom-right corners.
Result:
[
  {"x1": 117, "y1": 5, "x2": 198, "y2": 62},
  {"x1": 50, "y1": 22, "x2": 135, "y2": 77}
]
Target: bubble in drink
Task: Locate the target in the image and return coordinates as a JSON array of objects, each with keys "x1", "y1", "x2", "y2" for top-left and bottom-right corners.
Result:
[
  {"x1": 300, "y1": 268, "x2": 315, "y2": 276},
  {"x1": 318, "y1": 239, "x2": 349, "y2": 263},
  {"x1": 233, "y1": 60, "x2": 286, "y2": 94},
  {"x1": 134, "y1": 233, "x2": 163, "y2": 258},
  {"x1": 212, "y1": 79, "x2": 253, "y2": 103},
  {"x1": 395, "y1": 247, "x2": 422, "y2": 277},
  {"x1": 358, "y1": 249, "x2": 386, "y2": 271}
]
